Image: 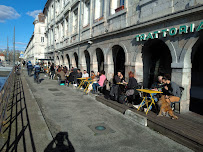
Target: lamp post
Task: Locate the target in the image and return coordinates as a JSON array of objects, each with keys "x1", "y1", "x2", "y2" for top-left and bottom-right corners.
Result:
[{"x1": 13, "y1": 26, "x2": 15, "y2": 65}]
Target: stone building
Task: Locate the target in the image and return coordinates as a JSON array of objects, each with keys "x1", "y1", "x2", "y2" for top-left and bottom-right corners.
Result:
[
  {"x1": 39, "y1": 0, "x2": 203, "y2": 113},
  {"x1": 24, "y1": 13, "x2": 47, "y2": 63}
]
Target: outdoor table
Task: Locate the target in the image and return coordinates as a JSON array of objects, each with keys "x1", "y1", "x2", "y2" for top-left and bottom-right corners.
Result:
[
  {"x1": 117, "y1": 82, "x2": 128, "y2": 94},
  {"x1": 84, "y1": 79, "x2": 94, "y2": 94},
  {"x1": 136, "y1": 89, "x2": 163, "y2": 115},
  {"x1": 116, "y1": 82, "x2": 128, "y2": 85},
  {"x1": 77, "y1": 78, "x2": 86, "y2": 89}
]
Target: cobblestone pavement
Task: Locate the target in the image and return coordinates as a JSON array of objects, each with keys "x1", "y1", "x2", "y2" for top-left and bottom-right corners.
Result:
[{"x1": 25, "y1": 70, "x2": 193, "y2": 152}]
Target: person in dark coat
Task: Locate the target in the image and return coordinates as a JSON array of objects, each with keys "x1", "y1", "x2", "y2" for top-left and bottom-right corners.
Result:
[
  {"x1": 162, "y1": 74, "x2": 181, "y2": 104},
  {"x1": 110, "y1": 71, "x2": 125, "y2": 101},
  {"x1": 125, "y1": 71, "x2": 138, "y2": 96}
]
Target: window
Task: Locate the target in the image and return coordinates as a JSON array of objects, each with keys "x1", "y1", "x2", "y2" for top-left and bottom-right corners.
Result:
[
  {"x1": 65, "y1": 17, "x2": 69, "y2": 37},
  {"x1": 94, "y1": 0, "x2": 104, "y2": 20},
  {"x1": 110, "y1": 0, "x2": 125, "y2": 15},
  {"x1": 51, "y1": 5, "x2": 54, "y2": 19},
  {"x1": 41, "y1": 37, "x2": 44, "y2": 42},
  {"x1": 72, "y1": 9, "x2": 78, "y2": 34},
  {"x1": 83, "y1": 0, "x2": 90, "y2": 27},
  {"x1": 61, "y1": 22, "x2": 64, "y2": 40}
]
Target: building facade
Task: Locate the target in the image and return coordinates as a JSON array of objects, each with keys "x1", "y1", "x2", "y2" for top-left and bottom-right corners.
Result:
[
  {"x1": 36, "y1": 0, "x2": 203, "y2": 113},
  {"x1": 0, "y1": 53, "x2": 5, "y2": 61},
  {"x1": 24, "y1": 13, "x2": 47, "y2": 63}
]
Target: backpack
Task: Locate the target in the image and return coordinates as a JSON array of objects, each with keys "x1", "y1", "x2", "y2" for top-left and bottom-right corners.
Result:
[
  {"x1": 35, "y1": 67, "x2": 40, "y2": 73},
  {"x1": 118, "y1": 95, "x2": 127, "y2": 104}
]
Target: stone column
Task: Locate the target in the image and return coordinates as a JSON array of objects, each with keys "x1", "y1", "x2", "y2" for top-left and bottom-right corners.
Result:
[
  {"x1": 105, "y1": 63, "x2": 114, "y2": 80},
  {"x1": 91, "y1": 61, "x2": 98, "y2": 73}
]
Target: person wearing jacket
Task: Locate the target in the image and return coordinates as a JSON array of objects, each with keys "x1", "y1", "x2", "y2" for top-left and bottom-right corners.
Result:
[
  {"x1": 125, "y1": 71, "x2": 138, "y2": 96},
  {"x1": 27, "y1": 61, "x2": 33, "y2": 76},
  {"x1": 162, "y1": 75, "x2": 181, "y2": 104},
  {"x1": 92, "y1": 70, "x2": 106, "y2": 93},
  {"x1": 34, "y1": 63, "x2": 41, "y2": 82}
]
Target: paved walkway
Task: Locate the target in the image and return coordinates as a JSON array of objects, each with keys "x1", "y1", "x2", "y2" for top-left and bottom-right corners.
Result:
[
  {"x1": 0, "y1": 71, "x2": 52, "y2": 152},
  {"x1": 24, "y1": 70, "x2": 192, "y2": 152}
]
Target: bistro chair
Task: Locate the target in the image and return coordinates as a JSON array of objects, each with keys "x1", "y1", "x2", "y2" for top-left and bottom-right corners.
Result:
[{"x1": 171, "y1": 86, "x2": 184, "y2": 114}]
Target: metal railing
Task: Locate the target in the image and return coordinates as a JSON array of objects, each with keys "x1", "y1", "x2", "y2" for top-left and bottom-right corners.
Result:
[{"x1": 0, "y1": 67, "x2": 14, "y2": 133}]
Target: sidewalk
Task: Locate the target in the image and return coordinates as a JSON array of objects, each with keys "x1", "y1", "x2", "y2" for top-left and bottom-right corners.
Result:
[
  {"x1": 23, "y1": 71, "x2": 192, "y2": 152},
  {"x1": 0, "y1": 70, "x2": 52, "y2": 151},
  {"x1": 96, "y1": 95, "x2": 203, "y2": 152}
]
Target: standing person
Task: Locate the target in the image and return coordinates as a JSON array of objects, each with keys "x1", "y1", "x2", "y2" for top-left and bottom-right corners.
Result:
[
  {"x1": 34, "y1": 63, "x2": 41, "y2": 83},
  {"x1": 110, "y1": 71, "x2": 125, "y2": 101},
  {"x1": 113, "y1": 71, "x2": 125, "y2": 84},
  {"x1": 82, "y1": 70, "x2": 89, "y2": 78},
  {"x1": 27, "y1": 61, "x2": 33, "y2": 76},
  {"x1": 92, "y1": 70, "x2": 106, "y2": 93},
  {"x1": 50, "y1": 63, "x2": 55, "y2": 79}
]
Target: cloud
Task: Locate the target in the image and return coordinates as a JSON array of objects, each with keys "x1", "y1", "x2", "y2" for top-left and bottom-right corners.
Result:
[
  {"x1": 16, "y1": 42, "x2": 27, "y2": 45},
  {"x1": 0, "y1": 5, "x2": 20, "y2": 22},
  {"x1": 26, "y1": 10, "x2": 42, "y2": 18}
]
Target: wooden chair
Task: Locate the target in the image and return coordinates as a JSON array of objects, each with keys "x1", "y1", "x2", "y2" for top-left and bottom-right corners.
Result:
[{"x1": 171, "y1": 86, "x2": 184, "y2": 114}]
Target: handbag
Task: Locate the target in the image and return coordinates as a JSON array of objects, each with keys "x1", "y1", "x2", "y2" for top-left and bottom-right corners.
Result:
[{"x1": 126, "y1": 89, "x2": 134, "y2": 96}]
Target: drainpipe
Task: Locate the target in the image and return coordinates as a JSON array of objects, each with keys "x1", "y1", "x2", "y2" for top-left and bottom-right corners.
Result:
[
  {"x1": 53, "y1": 0, "x2": 56, "y2": 63},
  {"x1": 78, "y1": 0, "x2": 82, "y2": 68}
]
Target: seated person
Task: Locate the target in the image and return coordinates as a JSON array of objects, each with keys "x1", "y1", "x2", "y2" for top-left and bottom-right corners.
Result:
[
  {"x1": 76, "y1": 69, "x2": 82, "y2": 84},
  {"x1": 56, "y1": 70, "x2": 66, "y2": 84},
  {"x1": 92, "y1": 70, "x2": 106, "y2": 93},
  {"x1": 125, "y1": 71, "x2": 138, "y2": 96},
  {"x1": 67, "y1": 70, "x2": 74, "y2": 86},
  {"x1": 94, "y1": 72, "x2": 100, "y2": 82},
  {"x1": 77, "y1": 69, "x2": 82, "y2": 78},
  {"x1": 82, "y1": 70, "x2": 89, "y2": 78},
  {"x1": 90, "y1": 71, "x2": 96, "y2": 80},
  {"x1": 151, "y1": 76, "x2": 164, "y2": 90},
  {"x1": 162, "y1": 75, "x2": 181, "y2": 104}
]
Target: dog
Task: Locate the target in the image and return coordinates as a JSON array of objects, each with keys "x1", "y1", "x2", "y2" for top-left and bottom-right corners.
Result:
[{"x1": 157, "y1": 95, "x2": 178, "y2": 119}]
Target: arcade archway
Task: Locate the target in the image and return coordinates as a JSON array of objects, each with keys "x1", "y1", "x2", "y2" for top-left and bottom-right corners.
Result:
[
  {"x1": 84, "y1": 50, "x2": 90, "y2": 74},
  {"x1": 112, "y1": 45, "x2": 125, "y2": 77},
  {"x1": 61, "y1": 55, "x2": 64, "y2": 65},
  {"x1": 142, "y1": 39, "x2": 172, "y2": 88},
  {"x1": 96, "y1": 48, "x2": 104, "y2": 72},
  {"x1": 190, "y1": 35, "x2": 203, "y2": 115},
  {"x1": 73, "y1": 52, "x2": 78, "y2": 68},
  {"x1": 66, "y1": 54, "x2": 71, "y2": 70},
  {"x1": 56, "y1": 56, "x2": 60, "y2": 65}
]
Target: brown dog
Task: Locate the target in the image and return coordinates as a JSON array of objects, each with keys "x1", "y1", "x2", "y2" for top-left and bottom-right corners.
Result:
[{"x1": 157, "y1": 95, "x2": 178, "y2": 119}]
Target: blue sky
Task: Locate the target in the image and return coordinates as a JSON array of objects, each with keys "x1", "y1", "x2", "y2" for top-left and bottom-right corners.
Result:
[{"x1": 0, "y1": 0, "x2": 47, "y2": 51}]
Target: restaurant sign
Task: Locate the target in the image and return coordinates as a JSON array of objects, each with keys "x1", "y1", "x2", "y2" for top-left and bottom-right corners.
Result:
[{"x1": 135, "y1": 22, "x2": 203, "y2": 41}]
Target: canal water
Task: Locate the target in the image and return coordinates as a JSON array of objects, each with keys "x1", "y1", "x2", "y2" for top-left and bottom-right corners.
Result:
[{"x1": 0, "y1": 77, "x2": 7, "y2": 89}]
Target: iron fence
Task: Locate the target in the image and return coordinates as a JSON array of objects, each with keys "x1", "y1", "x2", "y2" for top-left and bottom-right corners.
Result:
[{"x1": 0, "y1": 67, "x2": 14, "y2": 133}]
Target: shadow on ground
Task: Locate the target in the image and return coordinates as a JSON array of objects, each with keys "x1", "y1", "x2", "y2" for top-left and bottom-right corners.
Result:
[{"x1": 44, "y1": 132, "x2": 75, "y2": 152}]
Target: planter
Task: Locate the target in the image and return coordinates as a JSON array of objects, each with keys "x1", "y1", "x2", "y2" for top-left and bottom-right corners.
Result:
[{"x1": 115, "y1": 5, "x2": 124, "y2": 12}]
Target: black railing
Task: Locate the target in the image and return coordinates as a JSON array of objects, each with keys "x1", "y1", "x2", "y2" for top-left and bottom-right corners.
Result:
[{"x1": 0, "y1": 67, "x2": 14, "y2": 133}]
